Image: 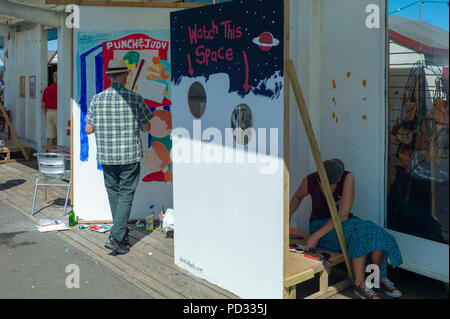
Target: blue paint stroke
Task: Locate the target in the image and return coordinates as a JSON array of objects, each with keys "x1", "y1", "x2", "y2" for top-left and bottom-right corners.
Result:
[
  {"x1": 95, "y1": 52, "x2": 104, "y2": 94},
  {"x1": 79, "y1": 44, "x2": 102, "y2": 162}
]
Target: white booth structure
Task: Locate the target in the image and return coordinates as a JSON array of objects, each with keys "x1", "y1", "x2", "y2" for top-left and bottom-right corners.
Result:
[
  {"x1": 171, "y1": 0, "x2": 288, "y2": 299},
  {"x1": 169, "y1": 0, "x2": 448, "y2": 298},
  {"x1": 62, "y1": 0, "x2": 447, "y2": 299}
]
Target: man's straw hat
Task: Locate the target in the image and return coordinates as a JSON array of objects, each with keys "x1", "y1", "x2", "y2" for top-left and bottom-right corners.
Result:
[{"x1": 105, "y1": 59, "x2": 130, "y2": 74}]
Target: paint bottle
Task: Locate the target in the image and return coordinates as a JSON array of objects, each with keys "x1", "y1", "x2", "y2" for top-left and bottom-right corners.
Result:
[
  {"x1": 159, "y1": 205, "x2": 165, "y2": 232},
  {"x1": 146, "y1": 205, "x2": 154, "y2": 231},
  {"x1": 69, "y1": 205, "x2": 76, "y2": 227}
]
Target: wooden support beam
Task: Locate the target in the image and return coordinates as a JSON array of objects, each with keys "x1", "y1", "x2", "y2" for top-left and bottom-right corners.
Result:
[
  {"x1": 319, "y1": 266, "x2": 330, "y2": 293},
  {"x1": 282, "y1": 0, "x2": 290, "y2": 299},
  {"x1": 285, "y1": 268, "x2": 314, "y2": 289},
  {"x1": 45, "y1": 0, "x2": 205, "y2": 8},
  {"x1": 286, "y1": 59, "x2": 354, "y2": 284},
  {"x1": 77, "y1": 220, "x2": 113, "y2": 224},
  {"x1": 0, "y1": 0, "x2": 60, "y2": 27},
  {"x1": 70, "y1": 28, "x2": 74, "y2": 205},
  {"x1": 0, "y1": 103, "x2": 30, "y2": 161}
]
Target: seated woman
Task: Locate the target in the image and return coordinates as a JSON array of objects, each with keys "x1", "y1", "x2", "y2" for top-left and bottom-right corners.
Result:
[{"x1": 289, "y1": 159, "x2": 403, "y2": 299}]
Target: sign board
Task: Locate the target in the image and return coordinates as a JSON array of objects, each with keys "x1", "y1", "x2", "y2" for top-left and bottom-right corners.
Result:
[
  {"x1": 73, "y1": 6, "x2": 178, "y2": 221},
  {"x1": 171, "y1": 0, "x2": 286, "y2": 298}
]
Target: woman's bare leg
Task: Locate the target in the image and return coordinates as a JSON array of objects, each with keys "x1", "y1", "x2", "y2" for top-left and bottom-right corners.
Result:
[
  {"x1": 352, "y1": 255, "x2": 367, "y2": 286},
  {"x1": 370, "y1": 250, "x2": 383, "y2": 271}
]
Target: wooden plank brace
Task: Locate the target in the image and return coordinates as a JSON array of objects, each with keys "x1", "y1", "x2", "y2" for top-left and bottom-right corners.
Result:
[{"x1": 286, "y1": 59, "x2": 354, "y2": 283}]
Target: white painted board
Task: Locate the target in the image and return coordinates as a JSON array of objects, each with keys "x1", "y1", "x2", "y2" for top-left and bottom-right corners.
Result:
[
  {"x1": 171, "y1": 0, "x2": 285, "y2": 299},
  {"x1": 73, "y1": 6, "x2": 179, "y2": 221},
  {"x1": 319, "y1": 0, "x2": 386, "y2": 225}
]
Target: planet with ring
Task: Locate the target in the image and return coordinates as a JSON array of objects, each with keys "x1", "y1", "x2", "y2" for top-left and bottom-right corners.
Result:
[{"x1": 253, "y1": 32, "x2": 280, "y2": 52}]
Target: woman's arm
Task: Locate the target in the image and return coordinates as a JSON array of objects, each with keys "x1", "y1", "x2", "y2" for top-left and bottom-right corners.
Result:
[
  {"x1": 306, "y1": 173, "x2": 355, "y2": 251},
  {"x1": 289, "y1": 177, "x2": 308, "y2": 222}
]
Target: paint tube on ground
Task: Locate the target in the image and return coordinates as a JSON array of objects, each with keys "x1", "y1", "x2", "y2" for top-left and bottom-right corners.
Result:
[{"x1": 159, "y1": 205, "x2": 165, "y2": 231}]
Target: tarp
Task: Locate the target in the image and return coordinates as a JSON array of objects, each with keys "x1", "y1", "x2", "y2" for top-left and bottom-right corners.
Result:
[
  {"x1": 48, "y1": 28, "x2": 57, "y2": 41},
  {"x1": 389, "y1": 15, "x2": 449, "y2": 56},
  {"x1": 47, "y1": 50, "x2": 57, "y2": 64}
]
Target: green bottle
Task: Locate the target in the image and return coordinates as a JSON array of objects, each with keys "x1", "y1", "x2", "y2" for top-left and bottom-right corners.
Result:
[{"x1": 69, "y1": 205, "x2": 76, "y2": 226}]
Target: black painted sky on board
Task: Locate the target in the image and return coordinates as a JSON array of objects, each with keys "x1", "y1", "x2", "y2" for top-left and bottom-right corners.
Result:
[{"x1": 170, "y1": 0, "x2": 284, "y2": 98}]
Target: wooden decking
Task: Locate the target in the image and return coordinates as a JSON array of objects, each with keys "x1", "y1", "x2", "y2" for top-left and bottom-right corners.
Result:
[
  {"x1": 0, "y1": 160, "x2": 238, "y2": 299},
  {"x1": 287, "y1": 229, "x2": 352, "y2": 299},
  {"x1": 0, "y1": 140, "x2": 32, "y2": 164}
]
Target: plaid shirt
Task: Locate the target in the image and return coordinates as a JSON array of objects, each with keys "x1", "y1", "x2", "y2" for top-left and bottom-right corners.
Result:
[{"x1": 85, "y1": 83, "x2": 153, "y2": 165}]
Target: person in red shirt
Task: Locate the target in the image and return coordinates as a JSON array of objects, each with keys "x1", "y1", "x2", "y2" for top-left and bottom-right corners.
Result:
[{"x1": 42, "y1": 72, "x2": 58, "y2": 146}]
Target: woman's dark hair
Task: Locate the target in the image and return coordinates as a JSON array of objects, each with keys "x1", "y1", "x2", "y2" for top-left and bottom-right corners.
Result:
[{"x1": 322, "y1": 159, "x2": 345, "y2": 185}]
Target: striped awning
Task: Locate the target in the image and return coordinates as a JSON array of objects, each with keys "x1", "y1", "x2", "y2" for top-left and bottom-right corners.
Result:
[{"x1": 389, "y1": 15, "x2": 449, "y2": 56}]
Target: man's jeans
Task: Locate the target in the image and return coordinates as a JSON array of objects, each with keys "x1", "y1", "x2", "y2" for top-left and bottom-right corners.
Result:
[{"x1": 102, "y1": 162, "x2": 140, "y2": 242}]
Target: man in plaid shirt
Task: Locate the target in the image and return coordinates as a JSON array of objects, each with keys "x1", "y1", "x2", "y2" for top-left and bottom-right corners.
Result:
[{"x1": 85, "y1": 59, "x2": 153, "y2": 254}]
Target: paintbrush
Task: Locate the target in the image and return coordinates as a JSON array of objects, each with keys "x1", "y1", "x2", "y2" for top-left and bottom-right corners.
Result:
[{"x1": 131, "y1": 59, "x2": 145, "y2": 91}]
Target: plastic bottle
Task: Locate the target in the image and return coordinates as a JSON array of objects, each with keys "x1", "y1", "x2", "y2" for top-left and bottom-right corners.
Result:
[
  {"x1": 69, "y1": 205, "x2": 76, "y2": 226},
  {"x1": 146, "y1": 205, "x2": 154, "y2": 231},
  {"x1": 159, "y1": 206, "x2": 165, "y2": 232}
]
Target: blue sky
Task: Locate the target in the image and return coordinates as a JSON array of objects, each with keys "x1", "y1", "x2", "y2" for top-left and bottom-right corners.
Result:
[
  {"x1": 389, "y1": 0, "x2": 449, "y2": 31},
  {"x1": 48, "y1": 39, "x2": 57, "y2": 51}
]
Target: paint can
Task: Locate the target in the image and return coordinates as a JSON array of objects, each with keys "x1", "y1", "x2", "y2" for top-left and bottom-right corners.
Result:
[{"x1": 146, "y1": 215, "x2": 154, "y2": 231}]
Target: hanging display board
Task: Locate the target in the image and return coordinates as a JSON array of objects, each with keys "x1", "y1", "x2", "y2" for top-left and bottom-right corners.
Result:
[
  {"x1": 171, "y1": 0, "x2": 286, "y2": 298},
  {"x1": 73, "y1": 6, "x2": 179, "y2": 221}
]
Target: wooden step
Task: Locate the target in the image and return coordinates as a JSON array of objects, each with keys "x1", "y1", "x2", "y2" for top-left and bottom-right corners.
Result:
[
  {"x1": 286, "y1": 228, "x2": 350, "y2": 299},
  {"x1": 0, "y1": 140, "x2": 32, "y2": 164}
]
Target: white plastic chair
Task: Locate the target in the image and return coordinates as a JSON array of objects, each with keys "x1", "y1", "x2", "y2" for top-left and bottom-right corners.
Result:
[{"x1": 31, "y1": 153, "x2": 71, "y2": 216}]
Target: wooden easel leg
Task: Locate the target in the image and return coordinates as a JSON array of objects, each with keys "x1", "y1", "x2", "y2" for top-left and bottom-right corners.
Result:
[{"x1": 0, "y1": 103, "x2": 30, "y2": 161}]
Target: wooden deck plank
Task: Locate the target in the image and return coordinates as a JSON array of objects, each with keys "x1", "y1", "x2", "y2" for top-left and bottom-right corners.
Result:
[
  {"x1": 61, "y1": 229, "x2": 187, "y2": 299},
  {"x1": 127, "y1": 230, "x2": 237, "y2": 299},
  {"x1": 0, "y1": 165, "x2": 177, "y2": 257},
  {"x1": 0, "y1": 184, "x2": 186, "y2": 299},
  {"x1": 79, "y1": 229, "x2": 231, "y2": 299},
  {"x1": 0, "y1": 165, "x2": 68, "y2": 211},
  {"x1": 0, "y1": 161, "x2": 238, "y2": 299},
  {"x1": 0, "y1": 171, "x2": 185, "y2": 298},
  {"x1": 53, "y1": 230, "x2": 170, "y2": 299}
]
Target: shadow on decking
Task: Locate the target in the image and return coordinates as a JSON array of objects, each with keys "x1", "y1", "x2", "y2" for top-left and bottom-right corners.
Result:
[
  {"x1": 0, "y1": 160, "x2": 238, "y2": 299},
  {"x1": 5, "y1": 160, "x2": 447, "y2": 299},
  {"x1": 0, "y1": 179, "x2": 26, "y2": 191}
]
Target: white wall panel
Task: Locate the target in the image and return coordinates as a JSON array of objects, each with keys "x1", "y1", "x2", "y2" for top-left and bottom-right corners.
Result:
[{"x1": 319, "y1": 0, "x2": 386, "y2": 224}]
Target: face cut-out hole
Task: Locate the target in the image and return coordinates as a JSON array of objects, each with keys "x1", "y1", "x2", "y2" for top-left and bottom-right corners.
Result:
[
  {"x1": 231, "y1": 104, "x2": 254, "y2": 145},
  {"x1": 188, "y1": 82, "x2": 207, "y2": 119}
]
